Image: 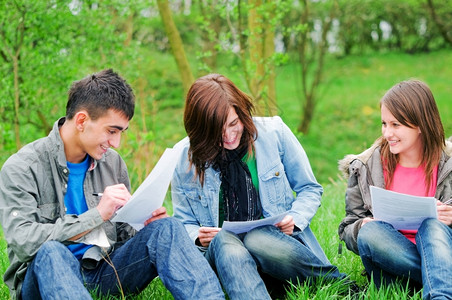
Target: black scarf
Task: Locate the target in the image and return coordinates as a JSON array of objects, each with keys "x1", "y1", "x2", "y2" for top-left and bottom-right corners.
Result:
[{"x1": 214, "y1": 146, "x2": 262, "y2": 222}]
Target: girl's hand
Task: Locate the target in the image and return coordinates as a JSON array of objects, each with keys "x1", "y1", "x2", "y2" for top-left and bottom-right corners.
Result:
[
  {"x1": 275, "y1": 215, "x2": 295, "y2": 235},
  {"x1": 437, "y1": 200, "x2": 452, "y2": 226},
  {"x1": 198, "y1": 227, "x2": 221, "y2": 247},
  {"x1": 361, "y1": 217, "x2": 375, "y2": 228}
]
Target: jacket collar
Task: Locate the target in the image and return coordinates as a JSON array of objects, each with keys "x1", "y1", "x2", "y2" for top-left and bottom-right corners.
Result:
[
  {"x1": 339, "y1": 137, "x2": 452, "y2": 179},
  {"x1": 338, "y1": 137, "x2": 382, "y2": 179}
]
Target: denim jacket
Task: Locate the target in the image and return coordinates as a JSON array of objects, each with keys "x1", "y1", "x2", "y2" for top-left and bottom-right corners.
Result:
[
  {"x1": 337, "y1": 138, "x2": 452, "y2": 254},
  {"x1": 172, "y1": 116, "x2": 330, "y2": 263},
  {"x1": 0, "y1": 118, "x2": 135, "y2": 299}
]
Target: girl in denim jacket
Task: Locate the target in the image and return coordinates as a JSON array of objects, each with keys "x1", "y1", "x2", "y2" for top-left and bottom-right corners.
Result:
[{"x1": 172, "y1": 73, "x2": 345, "y2": 300}]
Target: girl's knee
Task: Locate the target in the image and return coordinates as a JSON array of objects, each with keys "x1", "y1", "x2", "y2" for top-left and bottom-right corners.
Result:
[
  {"x1": 419, "y1": 218, "x2": 441, "y2": 231},
  {"x1": 244, "y1": 226, "x2": 285, "y2": 258},
  {"x1": 211, "y1": 231, "x2": 248, "y2": 259},
  {"x1": 357, "y1": 222, "x2": 386, "y2": 250},
  {"x1": 417, "y1": 218, "x2": 450, "y2": 242},
  {"x1": 211, "y1": 229, "x2": 240, "y2": 247}
]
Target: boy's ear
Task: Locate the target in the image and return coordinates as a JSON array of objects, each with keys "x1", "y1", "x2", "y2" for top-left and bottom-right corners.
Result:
[{"x1": 74, "y1": 111, "x2": 89, "y2": 132}]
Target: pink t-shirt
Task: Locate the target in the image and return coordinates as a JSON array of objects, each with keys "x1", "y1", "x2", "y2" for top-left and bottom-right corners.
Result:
[{"x1": 384, "y1": 164, "x2": 438, "y2": 243}]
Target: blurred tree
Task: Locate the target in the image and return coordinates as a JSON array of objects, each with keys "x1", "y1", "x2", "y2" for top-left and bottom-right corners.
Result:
[
  {"x1": 293, "y1": 0, "x2": 337, "y2": 134},
  {"x1": 0, "y1": 1, "x2": 75, "y2": 150},
  {"x1": 0, "y1": 0, "x2": 141, "y2": 153},
  {"x1": 156, "y1": 0, "x2": 194, "y2": 94},
  {"x1": 427, "y1": 0, "x2": 452, "y2": 46},
  {"x1": 246, "y1": 0, "x2": 277, "y2": 115},
  {"x1": 196, "y1": 0, "x2": 221, "y2": 72}
]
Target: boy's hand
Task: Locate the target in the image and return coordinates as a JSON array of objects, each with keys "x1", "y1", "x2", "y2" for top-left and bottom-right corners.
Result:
[
  {"x1": 96, "y1": 184, "x2": 130, "y2": 221},
  {"x1": 144, "y1": 206, "x2": 169, "y2": 226}
]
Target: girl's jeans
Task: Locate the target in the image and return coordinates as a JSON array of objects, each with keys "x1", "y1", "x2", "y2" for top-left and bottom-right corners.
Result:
[
  {"x1": 358, "y1": 219, "x2": 452, "y2": 299},
  {"x1": 204, "y1": 225, "x2": 344, "y2": 300}
]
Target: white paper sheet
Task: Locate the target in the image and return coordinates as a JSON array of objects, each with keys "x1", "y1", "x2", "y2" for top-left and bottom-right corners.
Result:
[
  {"x1": 221, "y1": 212, "x2": 289, "y2": 234},
  {"x1": 111, "y1": 147, "x2": 183, "y2": 230},
  {"x1": 83, "y1": 226, "x2": 110, "y2": 248},
  {"x1": 370, "y1": 185, "x2": 437, "y2": 230}
]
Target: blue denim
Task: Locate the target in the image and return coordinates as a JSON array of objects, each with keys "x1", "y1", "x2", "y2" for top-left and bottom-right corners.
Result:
[
  {"x1": 22, "y1": 218, "x2": 224, "y2": 300},
  {"x1": 204, "y1": 225, "x2": 344, "y2": 300},
  {"x1": 358, "y1": 221, "x2": 422, "y2": 288},
  {"x1": 416, "y1": 218, "x2": 452, "y2": 299},
  {"x1": 358, "y1": 219, "x2": 452, "y2": 299},
  {"x1": 173, "y1": 117, "x2": 326, "y2": 259},
  {"x1": 22, "y1": 241, "x2": 92, "y2": 299}
]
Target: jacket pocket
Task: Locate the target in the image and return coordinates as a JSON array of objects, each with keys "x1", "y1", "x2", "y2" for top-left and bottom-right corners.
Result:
[
  {"x1": 183, "y1": 188, "x2": 211, "y2": 225},
  {"x1": 259, "y1": 161, "x2": 288, "y2": 205}
]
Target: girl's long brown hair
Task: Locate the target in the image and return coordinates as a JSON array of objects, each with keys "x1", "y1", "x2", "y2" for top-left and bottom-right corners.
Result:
[
  {"x1": 379, "y1": 80, "x2": 445, "y2": 195},
  {"x1": 184, "y1": 74, "x2": 257, "y2": 184}
]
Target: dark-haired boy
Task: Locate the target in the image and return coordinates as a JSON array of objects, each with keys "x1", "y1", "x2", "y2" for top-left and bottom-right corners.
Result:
[{"x1": 0, "y1": 69, "x2": 224, "y2": 300}]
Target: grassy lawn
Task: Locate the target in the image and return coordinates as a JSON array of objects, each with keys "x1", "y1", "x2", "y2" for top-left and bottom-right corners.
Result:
[{"x1": 1, "y1": 50, "x2": 451, "y2": 299}]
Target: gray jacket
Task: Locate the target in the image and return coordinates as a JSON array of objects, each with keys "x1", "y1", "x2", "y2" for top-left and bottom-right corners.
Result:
[
  {"x1": 337, "y1": 138, "x2": 452, "y2": 254},
  {"x1": 0, "y1": 118, "x2": 135, "y2": 299}
]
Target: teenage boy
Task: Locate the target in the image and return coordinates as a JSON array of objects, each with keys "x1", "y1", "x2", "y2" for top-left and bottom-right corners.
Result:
[{"x1": 0, "y1": 69, "x2": 224, "y2": 300}]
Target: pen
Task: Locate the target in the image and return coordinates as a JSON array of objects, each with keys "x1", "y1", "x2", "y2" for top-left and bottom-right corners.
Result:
[
  {"x1": 443, "y1": 198, "x2": 452, "y2": 205},
  {"x1": 93, "y1": 193, "x2": 103, "y2": 197}
]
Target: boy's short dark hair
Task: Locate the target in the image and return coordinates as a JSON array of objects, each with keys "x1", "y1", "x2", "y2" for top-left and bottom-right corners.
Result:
[{"x1": 66, "y1": 69, "x2": 135, "y2": 120}]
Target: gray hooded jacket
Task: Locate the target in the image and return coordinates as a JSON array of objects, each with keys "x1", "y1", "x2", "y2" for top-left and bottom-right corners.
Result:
[{"x1": 337, "y1": 138, "x2": 452, "y2": 254}]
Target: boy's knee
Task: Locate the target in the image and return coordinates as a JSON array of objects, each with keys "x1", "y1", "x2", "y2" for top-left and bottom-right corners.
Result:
[
  {"x1": 33, "y1": 241, "x2": 76, "y2": 267},
  {"x1": 37, "y1": 241, "x2": 67, "y2": 257}
]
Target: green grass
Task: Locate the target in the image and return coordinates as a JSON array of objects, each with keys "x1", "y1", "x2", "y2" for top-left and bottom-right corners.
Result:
[{"x1": 2, "y1": 50, "x2": 452, "y2": 298}]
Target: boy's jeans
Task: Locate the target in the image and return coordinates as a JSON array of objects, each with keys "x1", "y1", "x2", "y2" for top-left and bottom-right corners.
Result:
[{"x1": 22, "y1": 217, "x2": 224, "y2": 300}]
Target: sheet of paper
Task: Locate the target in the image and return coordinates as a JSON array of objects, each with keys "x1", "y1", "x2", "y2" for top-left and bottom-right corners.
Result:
[
  {"x1": 83, "y1": 226, "x2": 110, "y2": 248},
  {"x1": 370, "y1": 185, "x2": 437, "y2": 230},
  {"x1": 222, "y1": 212, "x2": 289, "y2": 234},
  {"x1": 111, "y1": 147, "x2": 183, "y2": 230}
]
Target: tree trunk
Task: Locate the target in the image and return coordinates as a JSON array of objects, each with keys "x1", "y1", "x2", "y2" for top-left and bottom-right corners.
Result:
[
  {"x1": 248, "y1": 0, "x2": 264, "y2": 101},
  {"x1": 13, "y1": 55, "x2": 21, "y2": 149},
  {"x1": 124, "y1": 13, "x2": 134, "y2": 47},
  {"x1": 248, "y1": 0, "x2": 277, "y2": 115},
  {"x1": 156, "y1": 0, "x2": 194, "y2": 95},
  {"x1": 263, "y1": 1, "x2": 277, "y2": 115},
  {"x1": 2, "y1": 7, "x2": 27, "y2": 150},
  {"x1": 198, "y1": 0, "x2": 220, "y2": 72},
  {"x1": 297, "y1": 0, "x2": 336, "y2": 134}
]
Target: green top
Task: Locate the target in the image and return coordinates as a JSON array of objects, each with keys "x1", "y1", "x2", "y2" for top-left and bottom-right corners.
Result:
[{"x1": 218, "y1": 151, "x2": 259, "y2": 227}]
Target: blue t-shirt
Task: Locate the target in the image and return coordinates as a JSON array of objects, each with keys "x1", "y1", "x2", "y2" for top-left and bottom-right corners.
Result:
[{"x1": 65, "y1": 155, "x2": 93, "y2": 259}]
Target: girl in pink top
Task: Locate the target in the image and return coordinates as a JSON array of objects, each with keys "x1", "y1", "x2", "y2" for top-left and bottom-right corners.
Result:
[{"x1": 338, "y1": 80, "x2": 452, "y2": 299}]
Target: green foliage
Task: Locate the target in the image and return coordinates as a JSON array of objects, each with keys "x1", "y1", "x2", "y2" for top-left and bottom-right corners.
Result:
[
  {"x1": 0, "y1": 229, "x2": 9, "y2": 299},
  {"x1": 1, "y1": 1, "x2": 452, "y2": 298},
  {"x1": 276, "y1": 49, "x2": 452, "y2": 184},
  {"x1": 334, "y1": 0, "x2": 450, "y2": 55}
]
